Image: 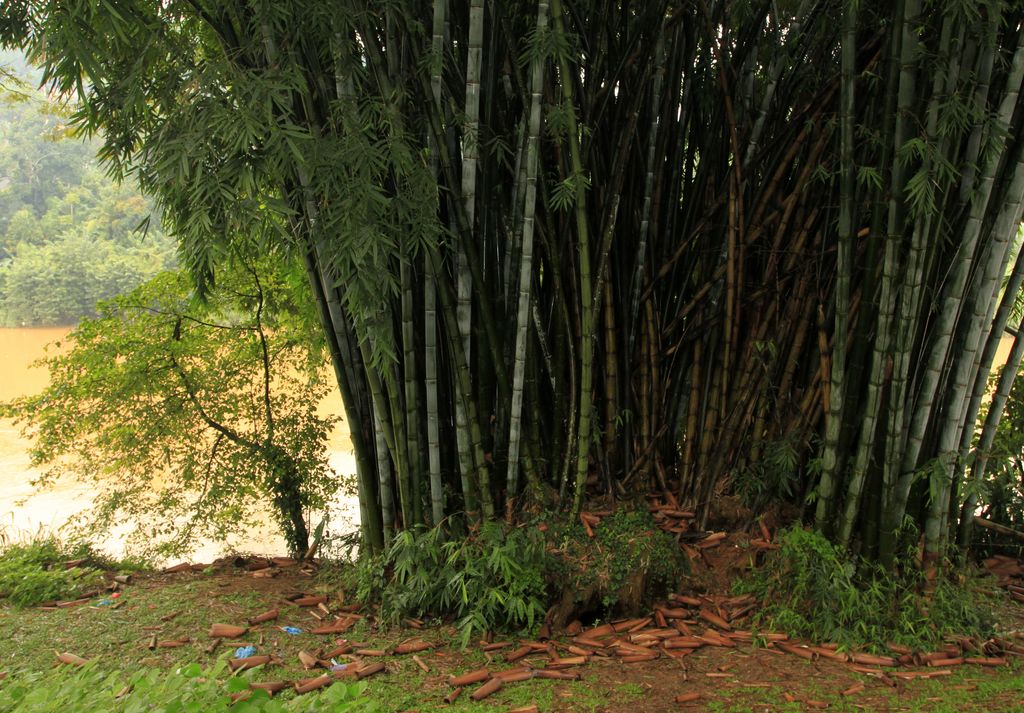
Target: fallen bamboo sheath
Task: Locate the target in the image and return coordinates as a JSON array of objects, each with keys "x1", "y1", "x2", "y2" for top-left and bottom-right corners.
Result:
[
  {"x1": 545, "y1": 656, "x2": 587, "y2": 667},
  {"x1": 848, "y1": 653, "x2": 897, "y2": 667},
  {"x1": 611, "y1": 617, "x2": 651, "y2": 633},
  {"x1": 670, "y1": 620, "x2": 694, "y2": 636},
  {"x1": 964, "y1": 657, "x2": 1007, "y2": 666},
  {"x1": 506, "y1": 706, "x2": 539, "y2": 713},
  {"x1": 567, "y1": 644, "x2": 596, "y2": 656},
  {"x1": 776, "y1": 643, "x2": 815, "y2": 661},
  {"x1": 668, "y1": 594, "x2": 703, "y2": 607},
  {"x1": 394, "y1": 640, "x2": 433, "y2": 655},
  {"x1": 927, "y1": 657, "x2": 964, "y2": 667},
  {"x1": 565, "y1": 620, "x2": 583, "y2": 636},
  {"x1": 354, "y1": 649, "x2": 387, "y2": 656},
  {"x1": 470, "y1": 677, "x2": 504, "y2": 701},
  {"x1": 572, "y1": 637, "x2": 607, "y2": 649},
  {"x1": 293, "y1": 595, "x2": 328, "y2": 607},
  {"x1": 404, "y1": 617, "x2": 424, "y2": 629},
  {"x1": 322, "y1": 643, "x2": 353, "y2": 658},
  {"x1": 654, "y1": 609, "x2": 667, "y2": 627},
  {"x1": 246, "y1": 559, "x2": 271, "y2": 571},
  {"x1": 229, "y1": 655, "x2": 271, "y2": 671},
  {"x1": 887, "y1": 643, "x2": 913, "y2": 655},
  {"x1": 675, "y1": 692, "x2": 701, "y2": 703},
  {"x1": 156, "y1": 638, "x2": 190, "y2": 649},
  {"x1": 229, "y1": 690, "x2": 252, "y2": 704},
  {"x1": 534, "y1": 669, "x2": 580, "y2": 681},
  {"x1": 656, "y1": 607, "x2": 691, "y2": 619},
  {"x1": 298, "y1": 651, "x2": 321, "y2": 670},
  {"x1": 146, "y1": 635, "x2": 157, "y2": 650},
  {"x1": 583, "y1": 623, "x2": 615, "y2": 638},
  {"x1": 890, "y1": 669, "x2": 953, "y2": 680},
  {"x1": 610, "y1": 641, "x2": 654, "y2": 655},
  {"x1": 505, "y1": 646, "x2": 533, "y2": 662},
  {"x1": 841, "y1": 681, "x2": 865, "y2": 696},
  {"x1": 749, "y1": 538, "x2": 780, "y2": 550},
  {"x1": 620, "y1": 653, "x2": 659, "y2": 663},
  {"x1": 412, "y1": 655, "x2": 430, "y2": 673},
  {"x1": 444, "y1": 687, "x2": 464, "y2": 704},
  {"x1": 294, "y1": 675, "x2": 333, "y2": 694},
  {"x1": 581, "y1": 517, "x2": 595, "y2": 538},
  {"x1": 449, "y1": 668, "x2": 490, "y2": 686},
  {"x1": 55, "y1": 652, "x2": 88, "y2": 666},
  {"x1": 699, "y1": 609, "x2": 732, "y2": 630},
  {"x1": 698, "y1": 632, "x2": 736, "y2": 648},
  {"x1": 355, "y1": 662, "x2": 386, "y2": 679},
  {"x1": 250, "y1": 681, "x2": 288, "y2": 694},
  {"x1": 809, "y1": 647, "x2": 848, "y2": 662},
  {"x1": 248, "y1": 609, "x2": 279, "y2": 625},
  {"x1": 662, "y1": 636, "x2": 704, "y2": 649},
  {"x1": 310, "y1": 620, "x2": 355, "y2": 635},
  {"x1": 209, "y1": 624, "x2": 248, "y2": 638},
  {"x1": 494, "y1": 668, "x2": 534, "y2": 683},
  {"x1": 162, "y1": 563, "x2": 192, "y2": 574}
]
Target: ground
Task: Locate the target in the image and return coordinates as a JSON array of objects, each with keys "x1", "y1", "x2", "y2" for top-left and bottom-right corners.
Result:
[{"x1": 2, "y1": 554, "x2": 1023, "y2": 713}]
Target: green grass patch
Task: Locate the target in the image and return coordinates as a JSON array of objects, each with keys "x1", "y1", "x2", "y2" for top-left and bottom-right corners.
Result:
[
  {"x1": 0, "y1": 659, "x2": 375, "y2": 712},
  {"x1": 0, "y1": 539, "x2": 108, "y2": 608},
  {"x1": 735, "y1": 528, "x2": 996, "y2": 650}
]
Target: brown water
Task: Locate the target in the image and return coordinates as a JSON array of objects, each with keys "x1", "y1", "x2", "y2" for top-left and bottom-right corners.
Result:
[{"x1": 0, "y1": 327, "x2": 359, "y2": 562}]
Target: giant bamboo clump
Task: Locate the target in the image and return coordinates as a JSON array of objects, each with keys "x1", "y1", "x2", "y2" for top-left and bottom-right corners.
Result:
[{"x1": 3, "y1": 0, "x2": 1024, "y2": 566}]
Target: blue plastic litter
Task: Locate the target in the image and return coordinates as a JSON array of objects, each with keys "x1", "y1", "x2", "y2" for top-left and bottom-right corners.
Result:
[
  {"x1": 330, "y1": 662, "x2": 349, "y2": 672},
  {"x1": 95, "y1": 598, "x2": 113, "y2": 606},
  {"x1": 234, "y1": 646, "x2": 258, "y2": 659},
  {"x1": 281, "y1": 626, "x2": 302, "y2": 635}
]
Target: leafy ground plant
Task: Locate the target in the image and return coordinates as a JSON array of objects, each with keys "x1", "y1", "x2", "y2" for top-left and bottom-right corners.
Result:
[
  {"x1": 355, "y1": 522, "x2": 548, "y2": 647},
  {"x1": 0, "y1": 538, "x2": 105, "y2": 607},
  {"x1": 736, "y1": 527, "x2": 994, "y2": 650}
]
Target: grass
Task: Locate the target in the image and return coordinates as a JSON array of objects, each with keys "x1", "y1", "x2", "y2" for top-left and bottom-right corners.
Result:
[{"x1": 2, "y1": 565, "x2": 1024, "y2": 712}]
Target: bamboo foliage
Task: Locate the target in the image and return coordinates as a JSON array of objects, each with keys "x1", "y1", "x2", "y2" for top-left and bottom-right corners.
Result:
[{"x1": 9, "y1": 0, "x2": 1024, "y2": 567}]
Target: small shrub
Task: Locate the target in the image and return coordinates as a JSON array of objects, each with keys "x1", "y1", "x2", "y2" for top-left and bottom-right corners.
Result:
[
  {"x1": 735, "y1": 527, "x2": 994, "y2": 650},
  {"x1": 0, "y1": 659, "x2": 375, "y2": 712},
  {"x1": 0, "y1": 539, "x2": 106, "y2": 607},
  {"x1": 355, "y1": 522, "x2": 548, "y2": 647}
]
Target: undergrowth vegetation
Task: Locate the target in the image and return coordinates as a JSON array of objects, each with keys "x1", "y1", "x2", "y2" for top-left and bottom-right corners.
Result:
[
  {"x1": 0, "y1": 660, "x2": 375, "y2": 712},
  {"x1": 0, "y1": 538, "x2": 107, "y2": 608},
  {"x1": 347, "y1": 509, "x2": 685, "y2": 644},
  {"x1": 736, "y1": 528, "x2": 994, "y2": 650},
  {"x1": 354, "y1": 522, "x2": 548, "y2": 647}
]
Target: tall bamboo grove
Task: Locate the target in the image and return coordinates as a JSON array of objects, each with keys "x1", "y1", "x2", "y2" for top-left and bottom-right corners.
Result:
[{"x1": 4, "y1": 0, "x2": 1024, "y2": 566}]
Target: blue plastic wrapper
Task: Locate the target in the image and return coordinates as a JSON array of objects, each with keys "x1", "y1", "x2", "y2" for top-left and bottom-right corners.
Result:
[
  {"x1": 281, "y1": 626, "x2": 302, "y2": 635},
  {"x1": 234, "y1": 645, "x2": 258, "y2": 658}
]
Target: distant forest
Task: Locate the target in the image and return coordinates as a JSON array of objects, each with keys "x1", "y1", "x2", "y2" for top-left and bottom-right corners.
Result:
[{"x1": 0, "y1": 50, "x2": 174, "y2": 326}]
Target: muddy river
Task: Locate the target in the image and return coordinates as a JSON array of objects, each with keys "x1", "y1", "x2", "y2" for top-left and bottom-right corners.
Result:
[{"x1": 0, "y1": 326, "x2": 359, "y2": 563}]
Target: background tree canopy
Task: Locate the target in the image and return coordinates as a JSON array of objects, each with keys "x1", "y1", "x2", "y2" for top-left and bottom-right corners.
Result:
[
  {"x1": 0, "y1": 60, "x2": 175, "y2": 325},
  {"x1": 3, "y1": 0, "x2": 1024, "y2": 569},
  {"x1": 2, "y1": 256, "x2": 339, "y2": 558}
]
